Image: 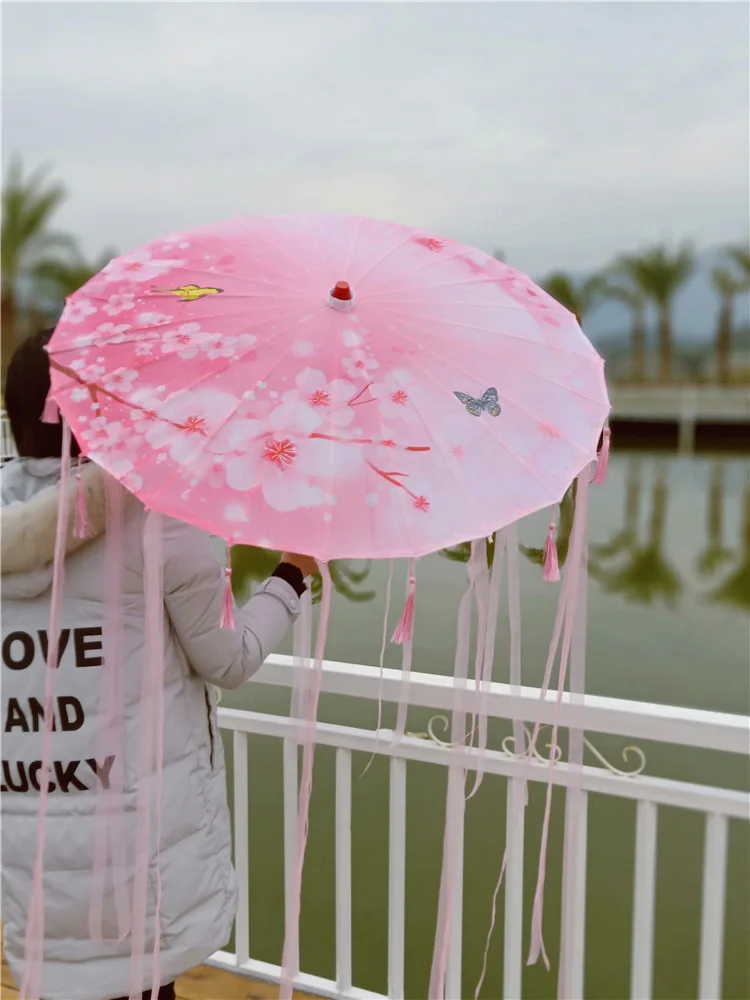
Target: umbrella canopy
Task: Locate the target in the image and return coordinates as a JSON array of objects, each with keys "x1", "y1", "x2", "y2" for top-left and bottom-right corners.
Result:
[{"x1": 47, "y1": 214, "x2": 609, "y2": 560}]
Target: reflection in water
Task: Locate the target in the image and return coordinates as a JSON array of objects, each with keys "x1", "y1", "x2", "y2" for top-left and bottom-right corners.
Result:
[
  {"x1": 591, "y1": 457, "x2": 641, "y2": 559},
  {"x1": 707, "y1": 475, "x2": 750, "y2": 611},
  {"x1": 592, "y1": 464, "x2": 682, "y2": 609},
  {"x1": 696, "y1": 463, "x2": 733, "y2": 577}
]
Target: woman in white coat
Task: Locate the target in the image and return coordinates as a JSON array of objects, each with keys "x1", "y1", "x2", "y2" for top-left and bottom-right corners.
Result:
[{"x1": 1, "y1": 330, "x2": 316, "y2": 1000}]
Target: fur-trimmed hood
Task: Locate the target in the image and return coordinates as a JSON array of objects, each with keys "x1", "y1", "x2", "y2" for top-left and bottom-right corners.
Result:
[{"x1": 1, "y1": 459, "x2": 115, "y2": 597}]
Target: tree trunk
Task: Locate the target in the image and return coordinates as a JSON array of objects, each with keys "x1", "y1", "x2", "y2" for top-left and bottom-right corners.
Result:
[
  {"x1": 715, "y1": 295, "x2": 733, "y2": 384},
  {"x1": 657, "y1": 304, "x2": 672, "y2": 382},
  {"x1": 1, "y1": 292, "x2": 17, "y2": 387},
  {"x1": 631, "y1": 303, "x2": 646, "y2": 382}
]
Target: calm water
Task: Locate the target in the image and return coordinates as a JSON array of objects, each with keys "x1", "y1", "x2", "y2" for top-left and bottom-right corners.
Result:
[{"x1": 221, "y1": 452, "x2": 750, "y2": 1000}]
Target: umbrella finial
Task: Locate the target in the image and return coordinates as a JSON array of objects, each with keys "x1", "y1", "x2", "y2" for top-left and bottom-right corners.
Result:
[{"x1": 328, "y1": 281, "x2": 355, "y2": 311}]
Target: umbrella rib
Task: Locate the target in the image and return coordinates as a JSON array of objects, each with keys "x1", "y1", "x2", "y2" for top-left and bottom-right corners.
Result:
[
  {"x1": 49, "y1": 300, "x2": 320, "y2": 358},
  {"x1": 237, "y1": 214, "x2": 330, "y2": 293},
  {"x1": 376, "y1": 298, "x2": 603, "y2": 408},
  {"x1": 375, "y1": 300, "x2": 601, "y2": 366},
  {"x1": 359, "y1": 243, "x2": 476, "y2": 296}
]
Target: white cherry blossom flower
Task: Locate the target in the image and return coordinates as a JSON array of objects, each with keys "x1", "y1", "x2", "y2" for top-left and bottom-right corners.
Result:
[
  {"x1": 101, "y1": 368, "x2": 139, "y2": 394},
  {"x1": 202, "y1": 332, "x2": 257, "y2": 360},
  {"x1": 342, "y1": 349, "x2": 379, "y2": 381},
  {"x1": 144, "y1": 388, "x2": 238, "y2": 465},
  {"x1": 95, "y1": 322, "x2": 131, "y2": 345},
  {"x1": 101, "y1": 249, "x2": 186, "y2": 284},
  {"x1": 63, "y1": 298, "x2": 97, "y2": 324},
  {"x1": 102, "y1": 293, "x2": 136, "y2": 316}
]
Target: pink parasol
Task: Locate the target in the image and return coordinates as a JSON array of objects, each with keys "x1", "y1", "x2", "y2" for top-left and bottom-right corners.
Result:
[
  {"x1": 46, "y1": 214, "x2": 608, "y2": 560},
  {"x1": 34, "y1": 214, "x2": 610, "y2": 1000}
]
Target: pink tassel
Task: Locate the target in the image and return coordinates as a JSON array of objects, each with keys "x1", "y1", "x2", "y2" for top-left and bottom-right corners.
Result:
[
  {"x1": 220, "y1": 547, "x2": 235, "y2": 629},
  {"x1": 543, "y1": 521, "x2": 560, "y2": 582},
  {"x1": 592, "y1": 425, "x2": 611, "y2": 485},
  {"x1": 41, "y1": 392, "x2": 60, "y2": 424},
  {"x1": 391, "y1": 565, "x2": 416, "y2": 644},
  {"x1": 74, "y1": 458, "x2": 92, "y2": 539}
]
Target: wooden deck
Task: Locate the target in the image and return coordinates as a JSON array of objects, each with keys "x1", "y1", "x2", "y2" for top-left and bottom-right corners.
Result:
[{"x1": 1, "y1": 936, "x2": 311, "y2": 999}]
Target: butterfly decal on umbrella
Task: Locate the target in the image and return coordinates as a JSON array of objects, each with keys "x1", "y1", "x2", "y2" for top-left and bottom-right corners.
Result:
[{"x1": 454, "y1": 386, "x2": 502, "y2": 418}]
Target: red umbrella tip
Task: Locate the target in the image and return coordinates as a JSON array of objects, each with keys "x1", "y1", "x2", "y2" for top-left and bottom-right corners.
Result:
[{"x1": 331, "y1": 281, "x2": 353, "y2": 301}]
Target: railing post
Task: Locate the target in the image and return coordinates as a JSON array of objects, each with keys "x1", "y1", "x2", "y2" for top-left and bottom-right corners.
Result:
[
  {"x1": 283, "y1": 738, "x2": 299, "y2": 980},
  {"x1": 631, "y1": 800, "x2": 658, "y2": 1000},
  {"x1": 698, "y1": 813, "x2": 728, "y2": 1000},
  {"x1": 232, "y1": 730, "x2": 250, "y2": 966},
  {"x1": 388, "y1": 757, "x2": 407, "y2": 1000},
  {"x1": 504, "y1": 777, "x2": 526, "y2": 1000},
  {"x1": 335, "y1": 748, "x2": 353, "y2": 994}
]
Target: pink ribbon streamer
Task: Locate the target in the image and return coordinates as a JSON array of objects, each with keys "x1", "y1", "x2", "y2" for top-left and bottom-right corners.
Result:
[
  {"x1": 128, "y1": 511, "x2": 166, "y2": 1000},
  {"x1": 428, "y1": 540, "x2": 484, "y2": 999},
  {"x1": 392, "y1": 558, "x2": 418, "y2": 744},
  {"x1": 20, "y1": 422, "x2": 73, "y2": 1000},
  {"x1": 467, "y1": 532, "x2": 507, "y2": 800},
  {"x1": 360, "y1": 559, "x2": 395, "y2": 779},
  {"x1": 527, "y1": 473, "x2": 590, "y2": 970},
  {"x1": 280, "y1": 563, "x2": 332, "y2": 1000},
  {"x1": 557, "y1": 479, "x2": 590, "y2": 999},
  {"x1": 89, "y1": 477, "x2": 131, "y2": 944}
]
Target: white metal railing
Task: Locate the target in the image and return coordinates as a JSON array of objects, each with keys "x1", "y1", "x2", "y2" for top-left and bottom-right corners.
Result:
[{"x1": 210, "y1": 655, "x2": 750, "y2": 1000}]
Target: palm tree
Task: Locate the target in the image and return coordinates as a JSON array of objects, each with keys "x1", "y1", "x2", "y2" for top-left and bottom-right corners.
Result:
[
  {"x1": 540, "y1": 271, "x2": 605, "y2": 324},
  {"x1": 595, "y1": 466, "x2": 682, "y2": 608},
  {"x1": 707, "y1": 476, "x2": 750, "y2": 612},
  {"x1": 602, "y1": 256, "x2": 649, "y2": 381},
  {"x1": 627, "y1": 243, "x2": 695, "y2": 382},
  {"x1": 696, "y1": 463, "x2": 733, "y2": 577},
  {"x1": 1, "y1": 155, "x2": 77, "y2": 375},
  {"x1": 726, "y1": 244, "x2": 750, "y2": 280},
  {"x1": 710, "y1": 267, "x2": 746, "y2": 384}
]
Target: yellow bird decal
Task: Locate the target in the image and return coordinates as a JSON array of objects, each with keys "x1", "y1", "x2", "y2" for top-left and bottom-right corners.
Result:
[{"x1": 151, "y1": 284, "x2": 224, "y2": 302}]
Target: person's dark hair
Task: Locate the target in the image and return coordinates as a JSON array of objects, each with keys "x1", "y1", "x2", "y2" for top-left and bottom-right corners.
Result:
[{"x1": 5, "y1": 329, "x2": 81, "y2": 459}]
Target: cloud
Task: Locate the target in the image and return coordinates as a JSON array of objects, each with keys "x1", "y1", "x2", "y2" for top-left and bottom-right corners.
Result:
[{"x1": 3, "y1": 1, "x2": 748, "y2": 274}]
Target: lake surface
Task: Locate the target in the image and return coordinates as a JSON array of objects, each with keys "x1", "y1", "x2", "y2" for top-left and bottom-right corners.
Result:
[{"x1": 221, "y1": 452, "x2": 749, "y2": 1000}]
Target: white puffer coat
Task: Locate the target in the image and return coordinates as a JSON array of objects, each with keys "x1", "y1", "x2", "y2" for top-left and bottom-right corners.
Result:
[{"x1": 1, "y1": 458, "x2": 300, "y2": 1000}]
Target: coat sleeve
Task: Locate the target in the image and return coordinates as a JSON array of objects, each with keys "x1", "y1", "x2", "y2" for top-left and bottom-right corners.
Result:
[{"x1": 161, "y1": 518, "x2": 300, "y2": 689}]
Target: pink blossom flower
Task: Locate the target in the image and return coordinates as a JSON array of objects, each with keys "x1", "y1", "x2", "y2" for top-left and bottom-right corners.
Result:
[
  {"x1": 102, "y1": 293, "x2": 136, "y2": 316},
  {"x1": 370, "y1": 371, "x2": 420, "y2": 424},
  {"x1": 342, "y1": 350, "x2": 379, "y2": 381},
  {"x1": 144, "y1": 388, "x2": 238, "y2": 465},
  {"x1": 101, "y1": 249, "x2": 186, "y2": 284},
  {"x1": 223, "y1": 409, "x2": 363, "y2": 514},
  {"x1": 283, "y1": 368, "x2": 357, "y2": 429}
]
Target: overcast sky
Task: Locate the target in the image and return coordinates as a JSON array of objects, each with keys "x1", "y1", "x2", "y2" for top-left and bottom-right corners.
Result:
[{"x1": 3, "y1": 1, "x2": 748, "y2": 277}]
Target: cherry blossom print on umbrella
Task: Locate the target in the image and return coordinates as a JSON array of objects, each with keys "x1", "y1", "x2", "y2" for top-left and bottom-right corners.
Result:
[{"x1": 40, "y1": 214, "x2": 610, "y2": 1000}]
